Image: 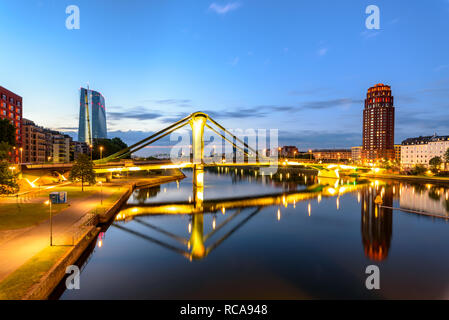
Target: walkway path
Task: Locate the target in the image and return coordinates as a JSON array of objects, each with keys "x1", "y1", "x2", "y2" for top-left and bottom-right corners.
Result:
[{"x1": 0, "y1": 187, "x2": 116, "y2": 282}]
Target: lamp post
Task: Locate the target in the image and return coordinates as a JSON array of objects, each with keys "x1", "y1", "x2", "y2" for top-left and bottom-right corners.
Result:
[
  {"x1": 19, "y1": 147, "x2": 23, "y2": 165},
  {"x1": 90, "y1": 144, "x2": 93, "y2": 161},
  {"x1": 100, "y1": 146, "x2": 104, "y2": 160},
  {"x1": 45, "y1": 199, "x2": 53, "y2": 246}
]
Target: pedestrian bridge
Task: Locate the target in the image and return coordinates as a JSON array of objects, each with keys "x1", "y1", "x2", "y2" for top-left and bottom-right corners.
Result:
[{"x1": 93, "y1": 112, "x2": 369, "y2": 179}]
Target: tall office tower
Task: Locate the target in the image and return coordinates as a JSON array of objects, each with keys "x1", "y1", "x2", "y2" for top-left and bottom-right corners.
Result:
[
  {"x1": 78, "y1": 87, "x2": 107, "y2": 145},
  {"x1": 362, "y1": 84, "x2": 395, "y2": 163},
  {"x1": 0, "y1": 86, "x2": 23, "y2": 163}
]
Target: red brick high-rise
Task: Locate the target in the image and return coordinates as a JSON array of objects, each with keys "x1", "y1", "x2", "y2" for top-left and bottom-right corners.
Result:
[
  {"x1": 0, "y1": 86, "x2": 23, "y2": 163},
  {"x1": 362, "y1": 84, "x2": 395, "y2": 163}
]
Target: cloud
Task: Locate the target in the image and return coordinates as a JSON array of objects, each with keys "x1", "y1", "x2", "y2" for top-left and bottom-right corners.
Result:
[
  {"x1": 317, "y1": 48, "x2": 328, "y2": 56},
  {"x1": 360, "y1": 30, "x2": 381, "y2": 39},
  {"x1": 209, "y1": 2, "x2": 241, "y2": 15},
  {"x1": 279, "y1": 130, "x2": 361, "y2": 150},
  {"x1": 434, "y1": 64, "x2": 449, "y2": 72},
  {"x1": 300, "y1": 98, "x2": 363, "y2": 110},
  {"x1": 230, "y1": 56, "x2": 240, "y2": 66},
  {"x1": 108, "y1": 107, "x2": 164, "y2": 121}
]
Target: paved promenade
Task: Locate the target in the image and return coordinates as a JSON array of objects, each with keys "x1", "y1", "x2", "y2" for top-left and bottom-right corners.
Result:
[{"x1": 0, "y1": 187, "x2": 116, "y2": 282}]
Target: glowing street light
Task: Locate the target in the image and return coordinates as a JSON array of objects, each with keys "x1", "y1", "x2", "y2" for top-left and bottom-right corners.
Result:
[{"x1": 100, "y1": 146, "x2": 104, "y2": 160}]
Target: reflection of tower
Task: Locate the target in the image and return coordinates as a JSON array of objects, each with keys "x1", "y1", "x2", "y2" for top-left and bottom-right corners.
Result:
[{"x1": 361, "y1": 186, "x2": 393, "y2": 261}]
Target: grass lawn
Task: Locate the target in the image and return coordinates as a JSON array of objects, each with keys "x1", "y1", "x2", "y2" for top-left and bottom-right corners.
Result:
[
  {"x1": 0, "y1": 203, "x2": 70, "y2": 231},
  {"x1": 0, "y1": 246, "x2": 67, "y2": 300}
]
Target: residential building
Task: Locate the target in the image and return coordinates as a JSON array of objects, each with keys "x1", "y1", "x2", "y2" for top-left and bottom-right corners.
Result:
[
  {"x1": 312, "y1": 149, "x2": 352, "y2": 161},
  {"x1": 401, "y1": 134, "x2": 449, "y2": 168},
  {"x1": 0, "y1": 86, "x2": 23, "y2": 162},
  {"x1": 71, "y1": 140, "x2": 89, "y2": 160},
  {"x1": 362, "y1": 84, "x2": 395, "y2": 163},
  {"x1": 394, "y1": 144, "x2": 401, "y2": 163},
  {"x1": 21, "y1": 119, "x2": 47, "y2": 163},
  {"x1": 79, "y1": 87, "x2": 107, "y2": 145},
  {"x1": 52, "y1": 133, "x2": 72, "y2": 163},
  {"x1": 351, "y1": 146, "x2": 362, "y2": 163},
  {"x1": 280, "y1": 146, "x2": 298, "y2": 158}
]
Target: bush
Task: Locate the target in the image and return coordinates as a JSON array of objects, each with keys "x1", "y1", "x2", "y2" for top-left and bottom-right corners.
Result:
[{"x1": 410, "y1": 164, "x2": 427, "y2": 176}]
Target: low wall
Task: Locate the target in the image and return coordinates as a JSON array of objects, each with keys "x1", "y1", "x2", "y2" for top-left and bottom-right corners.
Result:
[{"x1": 23, "y1": 227, "x2": 100, "y2": 300}]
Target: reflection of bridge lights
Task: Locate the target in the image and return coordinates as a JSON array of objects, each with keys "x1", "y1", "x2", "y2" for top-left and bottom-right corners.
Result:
[
  {"x1": 221, "y1": 207, "x2": 225, "y2": 214},
  {"x1": 317, "y1": 194, "x2": 321, "y2": 203},
  {"x1": 336, "y1": 197, "x2": 340, "y2": 210},
  {"x1": 188, "y1": 223, "x2": 192, "y2": 233},
  {"x1": 308, "y1": 203, "x2": 311, "y2": 216},
  {"x1": 212, "y1": 217, "x2": 216, "y2": 230},
  {"x1": 357, "y1": 192, "x2": 361, "y2": 203},
  {"x1": 293, "y1": 200, "x2": 296, "y2": 209},
  {"x1": 188, "y1": 196, "x2": 192, "y2": 203},
  {"x1": 277, "y1": 209, "x2": 281, "y2": 221}
]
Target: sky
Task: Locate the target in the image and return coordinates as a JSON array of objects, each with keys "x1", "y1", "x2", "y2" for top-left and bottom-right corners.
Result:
[{"x1": 1, "y1": 0, "x2": 449, "y2": 154}]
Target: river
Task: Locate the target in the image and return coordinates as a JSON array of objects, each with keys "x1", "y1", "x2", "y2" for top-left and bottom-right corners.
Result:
[{"x1": 55, "y1": 168, "x2": 449, "y2": 299}]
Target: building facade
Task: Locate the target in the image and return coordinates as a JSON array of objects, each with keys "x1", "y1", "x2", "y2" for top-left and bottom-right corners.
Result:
[
  {"x1": 0, "y1": 86, "x2": 23, "y2": 163},
  {"x1": 313, "y1": 149, "x2": 352, "y2": 161},
  {"x1": 280, "y1": 146, "x2": 299, "y2": 158},
  {"x1": 351, "y1": 146, "x2": 362, "y2": 163},
  {"x1": 22, "y1": 119, "x2": 86, "y2": 164},
  {"x1": 394, "y1": 144, "x2": 401, "y2": 163},
  {"x1": 362, "y1": 84, "x2": 395, "y2": 163},
  {"x1": 21, "y1": 119, "x2": 47, "y2": 163},
  {"x1": 52, "y1": 133, "x2": 72, "y2": 163},
  {"x1": 79, "y1": 88, "x2": 107, "y2": 145},
  {"x1": 401, "y1": 134, "x2": 449, "y2": 168}
]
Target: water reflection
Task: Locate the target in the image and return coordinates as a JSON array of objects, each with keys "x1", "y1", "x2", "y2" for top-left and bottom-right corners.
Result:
[
  {"x1": 114, "y1": 168, "x2": 375, "y2": 261},
  {"x1": 58, "y1": 168, "x2": 449, "y2": 299},
  {"x1": 361, "y1": 186, "x2": 393, "y2": 261}
]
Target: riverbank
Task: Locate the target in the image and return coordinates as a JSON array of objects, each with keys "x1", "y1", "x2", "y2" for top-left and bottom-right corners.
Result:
[
  {"x1": 0, "y1": 169, "x2": 185, "y2": 300},
  {"x1": 354, "y1": 172, "x2": 449, "y2": 185}
]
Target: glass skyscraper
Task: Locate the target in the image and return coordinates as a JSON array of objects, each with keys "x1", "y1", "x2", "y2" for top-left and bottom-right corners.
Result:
[{"x1": 78, "y1": 88, "x2": 107, "y2": 144}]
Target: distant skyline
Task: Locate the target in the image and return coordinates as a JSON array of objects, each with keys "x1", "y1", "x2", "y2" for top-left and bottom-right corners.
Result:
[{"x1": 1, "y1": 0, "x2": 449, "y2": 153}]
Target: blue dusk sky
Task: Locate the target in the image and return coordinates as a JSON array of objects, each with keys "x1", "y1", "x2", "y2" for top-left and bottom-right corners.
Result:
[{"x1": 1, "y1": 0, "x2": 449, "y2": 152}]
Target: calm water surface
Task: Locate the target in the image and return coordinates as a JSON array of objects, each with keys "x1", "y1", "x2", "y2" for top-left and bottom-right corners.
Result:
[{"x1": 58, "y1": 168, "x2": 449, "y2": 299}]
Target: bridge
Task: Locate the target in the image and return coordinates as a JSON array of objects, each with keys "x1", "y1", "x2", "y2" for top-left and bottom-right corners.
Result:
[
  {"x1": 20, "y1": 112, "x2": 375, "y2": 191},
  {"x1": 91, "y1": 112, "x2": 369, "y2": 179}
]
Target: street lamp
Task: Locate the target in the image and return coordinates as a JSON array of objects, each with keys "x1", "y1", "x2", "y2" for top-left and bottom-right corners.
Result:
[
  {"x1": 19, "y1": 147, "x2": 23, "y2": 165},
  {"x1": 44, "y1": 200, "x2": 53, "y2": 246},
  {"x1": 89, "y1": 144, "x2": 93, "y2": 160},
  {"x1": 100, "y1": 146, "x2": 104, "y2": 160}
]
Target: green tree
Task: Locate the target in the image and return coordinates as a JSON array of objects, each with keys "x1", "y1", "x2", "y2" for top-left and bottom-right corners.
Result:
[
  {"x1": 0, "y1": 141, "x2": 12, "y2": 160},
  {"x1": 444, "y1": 148, "x2": 449, "y2": 170},
  {"x1": 92, "y1": 137, "x2": 128, "y2": 160},
  {"x1": 69, "y1": 154, "x2": 96, "y2": 191},
  {"x1": 429, "y1": 156, "x2": 442, "y2": 173},
  {"x1": 0, "y1": 161, "x2": 19, "y2": 194},
  {"x1": 411, "y1": 164, "x2": 427, "y2": 176},
  {"x1": 0, "y1": 118, "x2": 16, "y2": 146}
]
